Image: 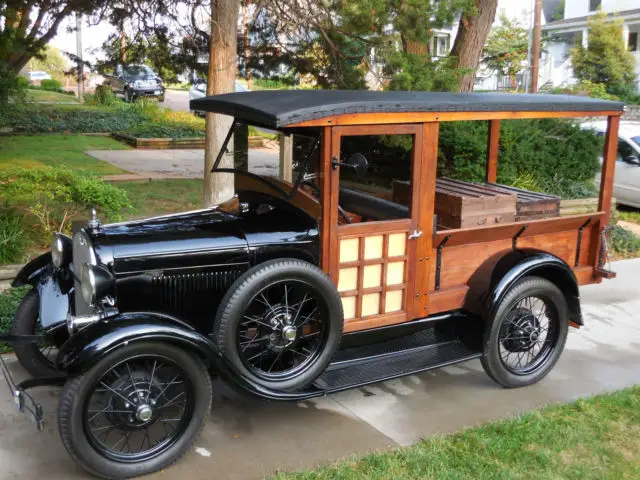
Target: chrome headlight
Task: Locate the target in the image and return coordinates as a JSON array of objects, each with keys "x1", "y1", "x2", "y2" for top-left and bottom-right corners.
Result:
[
  {"x1": 51, "y1": 233, "x2": 71, "y2": 268},
  {"x1": 80, "y1": 263, "x2": 115, "y2": 306}
]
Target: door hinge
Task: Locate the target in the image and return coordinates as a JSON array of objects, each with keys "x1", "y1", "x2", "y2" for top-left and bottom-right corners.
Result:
[{"x1": 408, "y1": 230, "x2": 423, "y2": 240}]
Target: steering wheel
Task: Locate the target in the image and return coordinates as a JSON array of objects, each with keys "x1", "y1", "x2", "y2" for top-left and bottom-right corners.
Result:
[{"x1": 299, "y1": 179, "x2": 352, "y2": 224}]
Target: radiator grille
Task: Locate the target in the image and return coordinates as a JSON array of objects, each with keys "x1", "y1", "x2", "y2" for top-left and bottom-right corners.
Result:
[{"x1": 151, "y1": 270, "x2": 241, "y2": 311}]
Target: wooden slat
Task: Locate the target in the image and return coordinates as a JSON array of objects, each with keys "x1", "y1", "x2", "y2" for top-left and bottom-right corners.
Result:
[
  {"x1": 343, "y1": 312, "x2": 408, "y2": 333},
  {"x1": 320, "y1": 126, "x2": 332, "y2": 273},
  {"x1": 486, "y1": 119, "x2": 500, "y2": 183},
  {"x1": 428, "y1": 286, "x2": 469, "y2": 314},
  {"x1": 286, "y1": 110, "x2": 622, "y2": 128}
]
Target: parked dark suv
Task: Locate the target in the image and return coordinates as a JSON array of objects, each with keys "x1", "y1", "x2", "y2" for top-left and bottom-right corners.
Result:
[{"x1": 106, "y1": 64, "x2": 165, "y2": 102}]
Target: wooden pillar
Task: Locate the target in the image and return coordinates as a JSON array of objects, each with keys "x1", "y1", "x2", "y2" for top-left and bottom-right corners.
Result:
[
  {"x1": 598, "y1": 115, "x2": 620, "y2": 224},
  {"x1": 486, "y1": 119, "x2": 500, "y2": 183},
  {"x1": 320, "y1": 127, "x2": 332, "y2": 274},
  {"x1": 279, "y1": 134, "x2": 293, "y2": 182}
]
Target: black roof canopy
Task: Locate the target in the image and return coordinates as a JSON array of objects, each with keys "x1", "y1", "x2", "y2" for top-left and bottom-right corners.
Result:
[{"x1": 190, "y1": 90, "x2": 624, "y2": 129}]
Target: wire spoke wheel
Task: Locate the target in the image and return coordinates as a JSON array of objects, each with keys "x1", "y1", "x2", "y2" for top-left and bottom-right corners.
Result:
[
  {"x1": 83, "y1": 354, "x2": 194, "y2": 462},
  {"x1": 237, "y1": 279, "x2": 328, "y2": 381},
  {"x1": 497, "y1": 295, "x2": 560, "y2": 376}
]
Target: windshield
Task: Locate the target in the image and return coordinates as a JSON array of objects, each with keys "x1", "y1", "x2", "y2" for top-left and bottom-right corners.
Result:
[
  {"x1": 124, "y1": 65, "x2": 155, "y2": 76},
  {"x1": 210, "y1": 122, "x2": 321, "y2": 202}
]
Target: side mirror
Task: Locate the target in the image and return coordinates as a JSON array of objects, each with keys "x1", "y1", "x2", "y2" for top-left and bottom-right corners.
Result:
[
  {"x1": 347, "y1": 153, "x2": 369, "y2": 179},
  {"x1": 624, "y1": 155, "x2": 640, "y2": 165}
]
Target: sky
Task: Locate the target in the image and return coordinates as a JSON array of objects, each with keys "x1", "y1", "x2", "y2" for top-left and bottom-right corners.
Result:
[{"x1": 50, "y1": 15, "x2": 116, "y2": 67}]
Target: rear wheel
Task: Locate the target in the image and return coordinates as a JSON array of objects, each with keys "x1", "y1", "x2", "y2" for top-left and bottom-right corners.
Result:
[
  {"x1": 11, "y1": 289, "x2": 60, "y2": 377},
  {"x1": 215, "y1": 259, "x2": 343, "y2": 391},
  {"x1": 481, "y1": 276, "x2": 569, "y2": 388},
  {"x1": 58, "y1": 342, "x2": 212, "y2": 479}
]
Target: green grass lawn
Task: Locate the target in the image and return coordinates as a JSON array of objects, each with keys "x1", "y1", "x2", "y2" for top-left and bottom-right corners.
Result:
[
  {"x1": 0, "y1": 135, "x2": 127, "y2": 175},
  {"x1": 274, "y1": 386, "x2": 640, "y2": 480},
  {"x1": 618, "y1": 207, "x2": 640, "y2": 225},
  {"x1": 25, "y1": 89, "x2": 78, "y2": 103},
  {"x1": 116, "y1": 179, "x2": 203, "y2": 219}
]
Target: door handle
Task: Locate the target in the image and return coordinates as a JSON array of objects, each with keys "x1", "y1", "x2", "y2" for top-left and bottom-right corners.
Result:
[{"x1": 408, "y1": 230, "x2": 423, "y2": 240}]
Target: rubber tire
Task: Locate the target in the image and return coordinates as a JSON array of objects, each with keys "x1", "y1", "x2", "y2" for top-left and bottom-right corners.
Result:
[
  {"x1": 214, "y1": 259, "x2": 343, "y2": 391},
  {"x1": 481, "y1": 276, "x2": 569, "y2": 388},
  {"x1": 158, "y1": 94, "x2": 165, "y2": 102},
  {"x1": 124, "y1": 88, "x2": 133, "y2": 103},
  {"x1": 11, "y1": 289, "x2": 59, "y2": 377},
  {"x1": 58, "y1": 342, "x2": 212, "y2": 480}
]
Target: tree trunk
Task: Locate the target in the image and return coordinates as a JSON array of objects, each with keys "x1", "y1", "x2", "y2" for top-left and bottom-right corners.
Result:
[
  {"x1": 203, "y1": 0, "x2": 240, "y2": 207},
  {"x1": 449, "y1": 0, "x2": 498, "y2": 92},
  {"x1": 243, "y1": 0, "x2": 252, "y2": 89}
]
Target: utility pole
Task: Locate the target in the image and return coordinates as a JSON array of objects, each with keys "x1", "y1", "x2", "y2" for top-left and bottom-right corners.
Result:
[
  {"x1": 76, "y1": 13, "x2": 84, "y2": 103},
  {"x1": 529, "y1": 0, "x2": 542, "y2": 93}
]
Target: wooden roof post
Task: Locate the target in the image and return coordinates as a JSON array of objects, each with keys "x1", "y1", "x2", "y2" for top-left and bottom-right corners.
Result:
[
  {"x1": 279, "y1": 134, "x2": 293, "y2": 182},
  {"x1": 486, "y1": 119, "x2": 500, "y2": 183},
  {"x1": 598, "y1": 115, "x2": 620, "y2": 225}
]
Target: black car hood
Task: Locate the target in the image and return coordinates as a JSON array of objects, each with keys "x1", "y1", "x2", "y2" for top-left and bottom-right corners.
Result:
[
  {"x1": 92, "y1": 209, "x2": 249, "y2": 274},
  {"x1": 123, "y1": 73, "x2": 159, "y2": 82}
]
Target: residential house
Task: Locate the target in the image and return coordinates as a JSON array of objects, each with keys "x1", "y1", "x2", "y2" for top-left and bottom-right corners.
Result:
[{"x1": 542, "y1": 1, "x2": 640, "y2": 91}]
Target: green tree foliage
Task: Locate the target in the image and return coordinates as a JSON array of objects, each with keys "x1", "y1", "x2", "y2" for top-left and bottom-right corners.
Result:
[
  {"x1": 482, "y1": 13, "x2": 529, "y2": 89},
  {"x1": 571, "y1": 10, "x2": 636, "y2": 92},
  {"x1": 254, "y1": 0, "x2": 474, "y2": 90}
]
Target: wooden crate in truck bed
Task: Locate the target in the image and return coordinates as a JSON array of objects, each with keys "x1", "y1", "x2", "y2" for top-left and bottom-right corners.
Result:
[
  {"x1": 393, "y1": 178, "x2": 517, "y2": 229},
  {"x1": 485, "y1": 183, "x2": 560, "y2": 221}
]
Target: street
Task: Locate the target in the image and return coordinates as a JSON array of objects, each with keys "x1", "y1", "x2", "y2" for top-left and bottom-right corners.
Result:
[
  {"x1": 1, "y1": 258, "x2": 640, "y2": 479},
  {"x1": 163, "y1": 89, "x2": 191, "y2": 113}
]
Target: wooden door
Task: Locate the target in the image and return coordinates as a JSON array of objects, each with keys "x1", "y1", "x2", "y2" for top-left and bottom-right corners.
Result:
[{"x1": 328, "y1": 124, "x2": 429, "y2": 332}]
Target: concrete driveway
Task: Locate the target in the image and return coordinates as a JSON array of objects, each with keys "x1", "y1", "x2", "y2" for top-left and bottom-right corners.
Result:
[{"x1": 1, "y1": 259, "x2": 640, "y2": 479}]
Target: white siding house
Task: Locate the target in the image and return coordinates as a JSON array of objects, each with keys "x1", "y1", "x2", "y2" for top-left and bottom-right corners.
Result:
[{"x1": 542, "y1": 1, "x2": 640, "y2": 91}]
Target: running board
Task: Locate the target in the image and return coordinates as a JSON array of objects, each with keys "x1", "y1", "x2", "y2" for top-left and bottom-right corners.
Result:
[{"x1": 313, "y1": 329, "x2": 482, "y2": 392}]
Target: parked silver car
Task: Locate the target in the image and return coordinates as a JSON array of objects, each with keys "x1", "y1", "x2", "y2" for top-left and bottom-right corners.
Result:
[
  {"x1": 189, "y1": 79, "x2": 248, "y2": 116},
  {"x1": 583, "y1": 120, "x2": 640, "y2": 208}
]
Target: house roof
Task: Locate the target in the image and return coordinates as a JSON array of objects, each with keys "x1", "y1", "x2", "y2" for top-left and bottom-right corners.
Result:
[
  {"x1": 190, "y1": 90, "x2": 624, "y2": 129},
  {"x1": 543, "y1": 8, "x2": 640, "y2": 30}
]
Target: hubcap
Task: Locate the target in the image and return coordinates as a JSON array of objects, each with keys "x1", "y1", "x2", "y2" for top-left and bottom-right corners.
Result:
[
  {"x1": 282, "y1": 325, "x2": 297, "y2": 342},
  {"x1": 136, "y1": 404, "x2": 153, "y2": 422}
]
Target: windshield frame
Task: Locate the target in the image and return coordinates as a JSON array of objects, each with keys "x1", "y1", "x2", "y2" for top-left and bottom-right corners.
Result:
[{"x1": 210, "y1": 120, "x2": 321, "y2": 202}]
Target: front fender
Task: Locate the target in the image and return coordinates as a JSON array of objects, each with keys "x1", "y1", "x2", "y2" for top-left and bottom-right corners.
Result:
[
  {"x1": 56, "y1": 313, "x2": 219, "y2": 374},
  {"x1": 56, "y1": 312, "x2": 323, "y2": 401},
  {"x1": 11, "y1": 253, "x2": 52, "y2": 287},
  {"x1": 486, "y1": 250, "x2": 582, "y2": 325}
]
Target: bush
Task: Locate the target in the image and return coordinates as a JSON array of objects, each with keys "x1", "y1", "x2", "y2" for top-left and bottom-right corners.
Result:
[
  {"x1": 610, "y1": 225, "x2": 640, "y2": 257},
  {"x1": 0, "y1": 287, "x2": 30, "y2": 352},
  {"x1": 608, "y1": 83, "x2": 640, "y2": 105},
  {"x1": 85, "y1": 84, "x2": 120, "y2": 106},
  {"x1": 0, "y1": 207, "x2": 29, "y2": 264},
  {"x1": 40, "y1": 79, "x2": 62, "y2": 91},
  {"x1": 0, "y1": 167, "x2": 132, "y2": 241},
  {"x1": 16, "y1": 76, "x2": 29, "y2": 89},
  {"x1": 543, "y1": 80, "x2": 620, "y2": 101},
  {"x1": 437, "y1": 118, "x2": 602, "y2": 198}
]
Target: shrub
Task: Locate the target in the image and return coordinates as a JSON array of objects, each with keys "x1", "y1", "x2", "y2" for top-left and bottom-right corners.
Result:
[
  {"x1": 16, "y1": 76, "x2": 29, "y2": 88},
  {"x1": 608, "y1": 83, "x2": 640, "y2": 105},
  {"x1": 86, "y1": 84, "x2": 120, "y2": 106},
  {"x1": 0, "y1": 207, "x2": 29, "y2": 264},
  {"x1": 40, "y1": 79, "x2": 62, "y2": 91},
  {"x1": 0, "y1": 167, "x2": 132, "y2": 241},
  {"x1": 543, "y1": 80, "x2": 620, "y2": 101},
  {"x1": 0, "y1": 287, "x2": 30, "y2": 352},
  {"x1": 437, "y1": 118, "x2": 602, "y2": 198},
  {"x1": 610, "y1": 225, "x2": 640, "y2": 257}
]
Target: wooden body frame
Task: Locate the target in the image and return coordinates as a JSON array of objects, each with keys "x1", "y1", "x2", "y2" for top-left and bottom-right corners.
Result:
[{"x1": 312, "y1": 109, "x2": 621, "y2": 332}]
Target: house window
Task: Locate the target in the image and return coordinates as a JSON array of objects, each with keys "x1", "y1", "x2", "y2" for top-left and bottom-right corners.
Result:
[
  {"x1": 432, "y1": 35, "x2": 450, "y2": 57},
  {"x1": 629, "y1": 32, "x2": 638, "y2": 52},
  {"x1": 589, "y1": 0, "x2": 601, "y2": 12}
]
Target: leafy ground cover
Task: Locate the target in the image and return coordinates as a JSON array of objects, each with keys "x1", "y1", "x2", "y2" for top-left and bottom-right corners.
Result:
[
  {"x1": 274, "y1": 386, "x2": 640, "y2": 480},
  {"x1": 0, "y1": 135, "x2": 126, "y2": 174},
  {"x1": 0, "y1": 101, "x2": 204, "y2": 138}
]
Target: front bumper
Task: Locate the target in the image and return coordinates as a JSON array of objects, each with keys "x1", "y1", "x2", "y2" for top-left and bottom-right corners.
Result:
[
  {"x1": 0, "y1": 352, "x2": 66, "y2": 431},
  {"x1": 132, "y1": 87, "x2": 165, "y2": 98}
]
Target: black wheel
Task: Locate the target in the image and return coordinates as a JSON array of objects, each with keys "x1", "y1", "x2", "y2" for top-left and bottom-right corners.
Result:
[
  {"x1": 124, "y1": 88, "x2": 133, "y2": 103},
  {"x1": 481, "y1": 276, "x2": 569, "y2": 388},
  {"x1": 215, "y1": 259, "x2": 343, "y2": 391},
  {"x1": 158, "y1": 94, "x2": 165, "y2": 102},
  {"x1": 11, "y1": 289, "x2": 60, "y2": 377},
  {"x1": 58, "y1": 342, "x2": 212, "y2": 479}
]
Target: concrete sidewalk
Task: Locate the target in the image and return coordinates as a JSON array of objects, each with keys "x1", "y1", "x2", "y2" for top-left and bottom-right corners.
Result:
[
  {"x1": 1, "y1": 259, "x2": 639, "y2": 479},
  {"x1": 88, "y1": 147, "x2": 279, "y2": 181}
]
